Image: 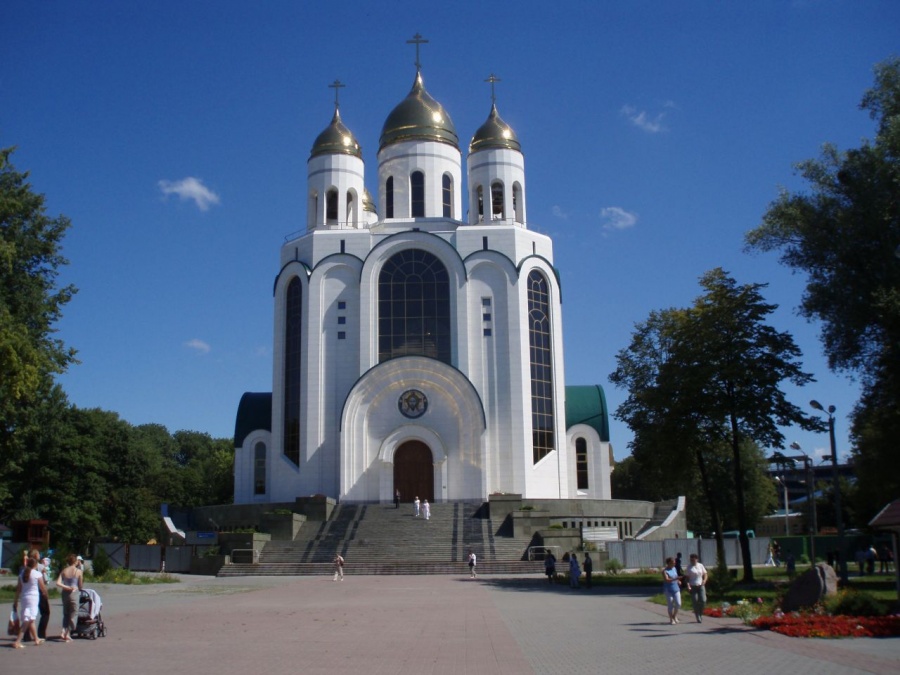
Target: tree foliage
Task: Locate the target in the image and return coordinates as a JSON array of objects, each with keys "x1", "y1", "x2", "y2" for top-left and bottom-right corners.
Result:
[
  {"x1": 611, "y1": 268, "x2": 817, "y2": 581},
  {"x1": 745, "y1": 57, "x2": 900, "y2": 520}
]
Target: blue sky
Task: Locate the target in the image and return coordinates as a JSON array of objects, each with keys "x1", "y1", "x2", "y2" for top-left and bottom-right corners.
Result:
[{"x1": 3, "y1": 1, "x2": 896, "y2": 468}]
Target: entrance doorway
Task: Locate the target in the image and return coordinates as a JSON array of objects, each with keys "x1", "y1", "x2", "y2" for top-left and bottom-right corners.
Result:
[{"x1": 393, "y1": 440, "x2": 434, "y2": 503}]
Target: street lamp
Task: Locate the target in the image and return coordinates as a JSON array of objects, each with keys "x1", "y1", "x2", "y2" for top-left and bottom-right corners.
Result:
[
  {"x1": 810, "y1": 400, "x2": 848, "y2": 583},
  {"x1": 790, "y1": 442, "x2": 818, "y2": 565},
  {"x1": 774, "y1": 476, "x2": 789, "y2": 536}
]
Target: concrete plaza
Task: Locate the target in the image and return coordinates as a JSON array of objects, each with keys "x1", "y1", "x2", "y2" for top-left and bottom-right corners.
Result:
[{"x1": 1, "y1": 573, "x2": 898, "y2": 674}]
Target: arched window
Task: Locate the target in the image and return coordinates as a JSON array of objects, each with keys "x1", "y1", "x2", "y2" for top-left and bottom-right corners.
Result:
[
  {"x1": 326, "y1": 189, "x2": 338, "y2": 222},
  {"x1": 491, "y1": 181, "x2": 504, "y2": 219},
  {"x1": 386, "y1": 176, "x2": 394, "y2": 219},
  {"x1": 528, "y1": 270, "x2": 555, "y2": 463},
  {"x1": 378, "y1": 249, "x2": 451, "y2": 364},
  {"x1": 284, "y1": 277, "x2": 302, "y2": 466},
  {"x1": 308, "y1": 192, "x2": 318, "y2": 230},
  {"x1": 576, "y1": 437, "x2": 588, "y2": 490},
  {"x1": 476, "y1": 185, "x2": 484, "y2": 222},
  {"x1": 346, "y1": 191, "x2": 356, "y2": 226},
  {"x1": 254, "y1": 442, "x2": 267, "y2": 495},
  {"x1": 411, "y1": 171, "x2": 425, "y2": 217},
  {"x1": 513, "y1": 182, "x2": 523, "y2": 223},
  {"x1": 442, "y1": 174, "x2": 453, "y2": 218}
]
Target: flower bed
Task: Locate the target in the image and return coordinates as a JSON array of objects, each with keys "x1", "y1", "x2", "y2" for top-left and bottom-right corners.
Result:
[{"x1": 751, "y1": 614, "x2": 900, "y2": 638}]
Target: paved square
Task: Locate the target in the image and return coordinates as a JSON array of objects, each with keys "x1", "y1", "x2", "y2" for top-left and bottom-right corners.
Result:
[{"x1": 2, "y1": 574, "x2": 897, "y2": 674}]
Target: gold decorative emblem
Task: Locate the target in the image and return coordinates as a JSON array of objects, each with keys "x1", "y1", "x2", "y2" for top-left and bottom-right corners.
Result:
[{"x1": 398, "y1": 389, "x2": 428, "y2": 418}]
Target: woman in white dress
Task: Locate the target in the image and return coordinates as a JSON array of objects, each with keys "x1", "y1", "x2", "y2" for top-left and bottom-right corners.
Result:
[{"x1": 13, "y1": 557, "x2": 47, "y2": 648}]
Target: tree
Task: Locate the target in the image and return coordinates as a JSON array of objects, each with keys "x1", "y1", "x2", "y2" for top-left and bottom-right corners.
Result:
[
  {"x1": 611, "y1": 268, "x2": 817, "y2": 582},
  {"x1": 0, "y1": 147, "x2": 77, "y2": 514},
  {"x1": 745, "y1": 58, "x2": 900, "y2": 519}
]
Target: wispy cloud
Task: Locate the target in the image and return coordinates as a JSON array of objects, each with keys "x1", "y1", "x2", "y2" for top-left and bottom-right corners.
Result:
[
  {"x1": 185, "y1": 338, "x2": 211, "y2": 354},
  {"x1": 620, "y1": 104, "x2": 668, "y2": 133},
  {"x1": 552, "y1": 205, "x2": 569, "y2": 220},
  {"x1": 600, "y1": 207, "x2": 638, "y2": 231},
  {"x1": 158, "y1": 177, "x2": 220, "y2": 211}
]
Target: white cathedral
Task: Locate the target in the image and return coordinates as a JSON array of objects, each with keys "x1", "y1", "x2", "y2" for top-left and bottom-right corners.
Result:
[{"x1": 233, "y1": 47, "x2": 613, "y2": 506}]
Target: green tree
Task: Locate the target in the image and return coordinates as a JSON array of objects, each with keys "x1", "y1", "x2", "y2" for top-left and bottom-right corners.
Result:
[
  {"x1": 611, "y1": 269, "x2": 817, "y2": 582},
  {"x1": 0, "y1": 147, "x2": 77, "y2": 513},
  {"x1": 745, "y1": 58, "x2": 900, "y2": 519}
]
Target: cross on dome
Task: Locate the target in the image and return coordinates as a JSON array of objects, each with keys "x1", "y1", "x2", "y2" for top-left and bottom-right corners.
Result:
[
  {"x1": 406, "y1": 32, "x2": 429, "y2": 71},
  {"x1": 485, "y1": 73, "x2": 501, "y2": 104},
  {"x1": 328, "y1": 79, "x2": 346, "y2": 109}
]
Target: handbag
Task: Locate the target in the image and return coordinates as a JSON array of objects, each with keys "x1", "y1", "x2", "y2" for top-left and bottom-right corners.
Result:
[{"x1": 8, "y1": 608, "x2": 19, "y2": 636}]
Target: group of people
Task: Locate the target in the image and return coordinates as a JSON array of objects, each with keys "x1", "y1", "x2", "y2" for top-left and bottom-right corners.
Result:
[
  {"x1": 12, "y1": 550, "x2": 84, "y2": 648},
  {"x1": 856, "y1": 544, "x2": 894, "y2": 576},
  {"x1": 662, "y1": 553, "x2": 708, "y2": 625},
  {"x1": 541, "y1": 551, "x2": 593, "y2": 588},
  {"x1": 412, "y1": 496, "x2": 430, "y2": 520}
]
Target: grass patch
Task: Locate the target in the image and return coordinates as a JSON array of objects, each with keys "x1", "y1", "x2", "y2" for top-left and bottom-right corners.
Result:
[{"x1": 85, "y1": 570, "x2": 180, "y2": 585}]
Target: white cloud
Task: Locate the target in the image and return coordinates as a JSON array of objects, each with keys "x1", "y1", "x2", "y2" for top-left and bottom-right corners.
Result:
[
  {"x1": 552, "y1": 205, "x2": 569, "y2": 220},
  {"x1": 158, "y1": 177, "x2": 220, "y2": 211},
  {"x1": 185, "y1": 338, "x2": 211, "y2": 354},
  {"x1": 620, "y1": 104, "x2": 668, "y2": 133},
  {"x1": 600, "y1": 206, "x2": 638, "y2": 231}
]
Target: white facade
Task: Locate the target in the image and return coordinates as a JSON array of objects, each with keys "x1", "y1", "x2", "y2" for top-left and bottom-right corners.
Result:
[{"x1": 234, "y1": 65, "x2": 612, "y2": 505}]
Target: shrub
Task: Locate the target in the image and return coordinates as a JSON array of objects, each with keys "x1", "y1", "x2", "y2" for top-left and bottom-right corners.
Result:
[
  {"x1": 706, "y1": 563, "x2": 735, "y2": 598},
  {"x1": 824, "y1": 590, "x2": 887, "y2": 617},
  {"x1": 605, "y1": 558, "x2": 624, "y2": 575},
  {"x1": 91, "y1": 546, "x2": 112, "y2": 578}
]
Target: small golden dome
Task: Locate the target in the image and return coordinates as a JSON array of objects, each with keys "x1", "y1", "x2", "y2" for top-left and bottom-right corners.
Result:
[
  {"x1": 379, "y1": 71, "x2": 458, "y2": 151},
  {"x1": 310, "y1": 107, "x2": 362, "y2": 159},
  {"x1": 469, "y1": 103, "x2": 520, "y2": 153}
]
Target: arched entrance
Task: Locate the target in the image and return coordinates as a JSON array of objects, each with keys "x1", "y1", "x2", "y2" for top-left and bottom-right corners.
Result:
[{"x1": 393, "y1": 440, "x2": 434, "y2": 503}]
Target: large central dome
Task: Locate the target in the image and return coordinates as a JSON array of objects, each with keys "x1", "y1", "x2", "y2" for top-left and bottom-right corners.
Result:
[{"x1": 379, "y1": 71, "x2": 458, "y2": 151}]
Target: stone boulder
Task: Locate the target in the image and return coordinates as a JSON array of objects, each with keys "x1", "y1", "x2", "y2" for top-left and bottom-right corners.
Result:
[{"x1": 781, "y1": 563, "x2": 839, "y2": 612}]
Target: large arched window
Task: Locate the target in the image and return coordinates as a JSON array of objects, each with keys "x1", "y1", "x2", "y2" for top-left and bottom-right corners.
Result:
[
  {"x1": 378, "y1": 249, "x2": 451, "y2": 364},
  {"x1": 442, "y1": 174, "x2": 453, "y2": 218},
  {"x1": 528, "y1": 270, "x2": 555, "y2": 463},
  {"x1": 284, "y1": 277, "x2": 302, "y2": 466},
  {"x1": 576, "y1": 437, "x2": 588, "y2": 490},
  {"x1": 254, "y1": 442, "x2": 267, "y2": 495},
  {"x1": 386, "y1": 176, "x2": 394, "y2": 218},
  {"x1": 411, "y1": 171, "x2": 425, "y2": 217}
]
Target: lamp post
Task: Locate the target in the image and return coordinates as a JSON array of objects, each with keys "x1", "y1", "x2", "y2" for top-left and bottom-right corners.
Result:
[
  {"x1": 774, "y1": 476, "x2": 789, "y2": 536},
  {"x1": 790, "y1": 442, "x2": 817, "y2": 565},
  {"x1": 810, "y1": 400, "x2": 848, "y2": 583}
]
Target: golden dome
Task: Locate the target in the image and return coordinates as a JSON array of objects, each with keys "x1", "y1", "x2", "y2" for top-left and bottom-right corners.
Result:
[
  {"x1": 469, "y1": 103, "x2": 520, "y2": 153},
  {"x1": 310, "y1": 107, "x2": 362, "y2": 159},
  {"x1": 379, "y1": 71, "x2": 458, "y2": 151}
]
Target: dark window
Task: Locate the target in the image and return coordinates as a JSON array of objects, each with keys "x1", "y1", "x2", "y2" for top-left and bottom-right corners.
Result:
[
  {"x1": 482, "y1": 297, "x2": 491, "y2": 307},
  {"x1": 442, "y1": 174, "x2": 452, "y2": 218},
  {"x1": 338, "y1": 301, "x2": 346, "y2": 310},
  {"x1": 386, "y1": 177, "x2": 394, "y2": 218},
  {"x1": 528, "y1": 270, "x2": 555, "y2": 463},
  {"x1": 378, "y1": 249, "x2": 451, "y2": 364},
  {"x1": 491, "y1": 181, "x2": 504, "y2": 219},
  {"x1": 483, "y1": 313, "x2": 491, "y2": 322},
  {"x1": 482, "y1": 236, "x2": 488, "y2": 250},
  {"x1": 513, "y1": 183, "x2": 523, "y2": 223},
  {"x1": 338, "y1": 331, "x2": 346, "y2": 340},
  {"x1": 483, "y1": 328, "x2": 492, "y2": 337},
  {"x1": 411, "y1": 171, "x2": 425, "y2": 217},
  {"x1": 576, "y1": 437, "x2": 589, "y2": 490},
  {"x1": 254, "y1": 442, "x2": 266, "y2": 495},
  {"x1": 338, "y1": 316, "x2": 346, "y2": 325},
  {"x1": 326, "y1": 189, "x2": 338, "y2": 221},
  {"x1": 284, "y1": 277, "x2": 302, "y2": 466},
  {"x1": 477, "y1": 186, "x2": 484, "y2": 221}
]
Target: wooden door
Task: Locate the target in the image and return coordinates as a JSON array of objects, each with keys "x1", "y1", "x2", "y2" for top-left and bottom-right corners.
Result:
[{"x1": 393, "y1": 440, "x2": 434, "y2": 503}]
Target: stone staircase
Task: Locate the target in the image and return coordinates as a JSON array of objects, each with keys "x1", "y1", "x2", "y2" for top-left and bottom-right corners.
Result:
[{"x1": 219, "y1": 501, "x2": 542, "y2": 576}]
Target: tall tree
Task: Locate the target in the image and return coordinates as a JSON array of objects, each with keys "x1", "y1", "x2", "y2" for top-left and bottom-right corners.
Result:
[
  {"x1": 611, "y1": 269, "x2": 817, "y2": 581},
  {"x1": 745, "y1": 58, "x2": 900, "y2": 519},
  {"x1": 0, "y1": 147, "x2": 77, "y2": 513}
]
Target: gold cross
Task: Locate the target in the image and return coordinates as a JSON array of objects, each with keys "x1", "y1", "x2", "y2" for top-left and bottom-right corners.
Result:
[
  {"x1": 406, "y1": 32, "x2": 429, "y2": 70},
  {"x1": 485, "y1": 73, "x2": 501, "y2": 104}
]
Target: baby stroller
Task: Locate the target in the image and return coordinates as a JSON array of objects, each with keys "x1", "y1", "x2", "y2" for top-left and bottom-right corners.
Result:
[{"x1": 71, "y1": 589, "x2": 106, "y2": 639}]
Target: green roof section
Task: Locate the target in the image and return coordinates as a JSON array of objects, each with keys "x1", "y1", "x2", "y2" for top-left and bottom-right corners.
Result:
[
  {"x1": 565, "y1": 385, "x2": 610, "y2": 442},
  {"x1": 234, "y1": 392, "x2": 272, "y2": 447}
]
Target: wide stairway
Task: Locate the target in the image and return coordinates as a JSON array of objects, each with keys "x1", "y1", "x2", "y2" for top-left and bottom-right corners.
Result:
[{"x1": 219, "y1": 501, "x2": 543, "y2": 576}]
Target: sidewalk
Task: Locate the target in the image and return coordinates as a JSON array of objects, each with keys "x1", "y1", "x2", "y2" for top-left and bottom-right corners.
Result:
[{"x1": 1, "y1": 574, "x2": 897, "y2": 674}]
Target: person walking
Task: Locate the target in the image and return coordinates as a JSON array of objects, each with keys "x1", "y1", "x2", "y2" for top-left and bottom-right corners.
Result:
[
  {"x1": 332, "y1": 553, "x2": 345, "y2": 581},
  {"x1": 544, "y1": 551, "x2": 557, "y2": 584},
  {"x1": 25, "y1": 550, "x2": 51, "y2": 640},
  {"x1": 569, "y1": 553, "x2": 581, "y2": 589},
  {"x1": 56, "y1": 553, "x2": 84, "y2": 641},
  {"x1": 394, "y1": 488, "x2": 401, "y2": 509},
  {"x1": 468, "y1": 549, "x2": 477, "y2": 578},
  {"x1": 12, "y1": 557, "x2": 46, "y2": 648},
  {"x1": 583, "y1": 552, "x2": 593, "y2": 588},
  {"x1": 422, "y1": 499, "x2": 430, "y2": 520},
  {"x1": 685, "y1": 553, "x2": 708, "y2": 623},
  {"x1": 662, "y1": 557, "x2": 682, "y2": 625},
  {"x1": 414, "y1": 496, "x2": 420, "y2": 517}
]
